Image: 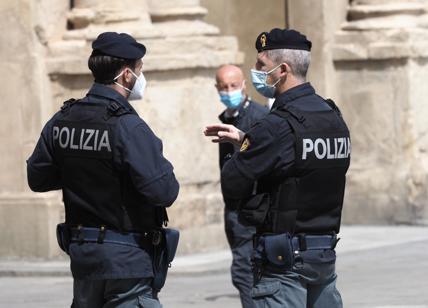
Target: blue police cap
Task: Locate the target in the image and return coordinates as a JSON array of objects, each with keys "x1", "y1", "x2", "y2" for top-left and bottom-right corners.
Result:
[
  {"x1": 255, "y1": 28, "x2": 312, "y2": 52},
  {"x1": 92, "y1": 32, "x2": 146, "y2": 59}
]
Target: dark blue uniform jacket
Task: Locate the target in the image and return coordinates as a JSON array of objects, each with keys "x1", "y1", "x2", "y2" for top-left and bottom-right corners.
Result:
[
  {"x1": 221, "y1": 83, "x2": 332, "y2": 206},
  {"x1": 27, "y1": 83, "x2": 179, "y2": 280}
]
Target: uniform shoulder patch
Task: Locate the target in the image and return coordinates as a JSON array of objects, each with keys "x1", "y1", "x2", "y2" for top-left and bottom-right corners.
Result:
[{"x1": 240, "y1": 137, "x2": 251, "y2": 152}]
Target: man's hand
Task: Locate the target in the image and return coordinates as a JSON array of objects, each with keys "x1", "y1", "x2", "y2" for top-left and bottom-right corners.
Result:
[{"x1": 204, "y1": 124, "x2": 245, "y2": 146}]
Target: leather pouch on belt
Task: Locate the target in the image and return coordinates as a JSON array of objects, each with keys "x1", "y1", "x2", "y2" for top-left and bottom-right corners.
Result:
[
  {"x1": 56, "y1": 223, "x2": 71, "y2": 254},
  {"x1": 165, "y1": 228, "x2": 179, "y2": 263},
  {"x1": 239, "y1": 193, "x2": 270, "y2": 226},
  {"x1": 264, "y1": 233, "x2": 294, "y2": 269},
  {"x1": 152, "y1": 228, "x2": 180, "y2": 292}
]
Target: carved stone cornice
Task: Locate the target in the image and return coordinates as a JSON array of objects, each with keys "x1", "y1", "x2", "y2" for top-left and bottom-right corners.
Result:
[
  {"x1": 334, "y1": 0, "x2": 428, "y2": 61},
  {"x1": 46, "y1": 0, "x2": 243, "y2": 75}
]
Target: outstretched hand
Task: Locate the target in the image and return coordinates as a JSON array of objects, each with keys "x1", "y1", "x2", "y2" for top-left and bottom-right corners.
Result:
[{"x1": 204, "y1": 124, "x2": 245, "y2": 146}]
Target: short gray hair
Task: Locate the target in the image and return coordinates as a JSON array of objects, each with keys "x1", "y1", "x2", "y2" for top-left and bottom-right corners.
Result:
[{"x1": 266, "y1": 49, "x2": 311, "y2": 81}]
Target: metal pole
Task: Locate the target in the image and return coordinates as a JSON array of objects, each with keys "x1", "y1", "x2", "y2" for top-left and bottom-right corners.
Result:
[{"x1": 285, "y1": 0, "x2": 289, "y2": 28}]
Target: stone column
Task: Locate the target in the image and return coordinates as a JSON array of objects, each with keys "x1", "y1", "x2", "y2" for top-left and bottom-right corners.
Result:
[
  {"x1": 333, "y1": 0, "x2": 428, "y2": 225},
  {"x1": 44, "y1": 0, "x2": 242, "y2": 255},
  {"x1": 287, "y1": 0, "x2": 349, "y2": 98},
  {"x1": 200, "y1": 0, "x2": 286, "y2": 104}
]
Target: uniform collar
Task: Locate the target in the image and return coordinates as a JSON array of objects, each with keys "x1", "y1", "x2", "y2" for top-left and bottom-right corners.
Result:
[
  {"x1": 87, "y1": 83, "x2": 136, "y2": 113},
  {"x1": 271, "y1": 82, "x2": 315, "y2": 110}
]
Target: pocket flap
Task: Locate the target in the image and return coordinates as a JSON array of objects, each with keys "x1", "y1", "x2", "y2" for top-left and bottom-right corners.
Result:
[
  {"x1": 264, "y1": 233, "x2": 294, "y2": 268},
  {"x1": 244, "y1": 193, "x2": 270, "y2": 210},
  {"x1": 251, "y1": 281, "x2": 281, "y2": 298},
  {"x1": 239, "y1": 193, "x2": 270, "y2": 226}
]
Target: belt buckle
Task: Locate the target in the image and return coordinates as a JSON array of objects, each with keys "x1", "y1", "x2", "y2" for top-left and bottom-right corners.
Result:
[
  {"x1": 77, "y1": 224, "x2": 85, "y2": 245},
  {"x1": 97, "y1": 225, "x2": 106, "y2": 244}
]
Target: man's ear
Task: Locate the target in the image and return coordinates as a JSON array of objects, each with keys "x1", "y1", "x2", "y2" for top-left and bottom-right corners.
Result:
[
  {"x1": 280, "y1": 63, "x2": 290, "y2": 76},
  {"x1": 123, "y1": 68, "x2": 134, "y2": 83}
]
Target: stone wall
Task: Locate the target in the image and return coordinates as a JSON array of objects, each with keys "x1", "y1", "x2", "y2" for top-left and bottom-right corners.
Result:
[
  {"x1": 1, "y1": 0, "x2": 428, "y2": 258},
  {"x1": 0, "y1": 0, "x2": 63, "y2": 257},
  {"x1": 334, "y1": 0, "x2": 428, "y2": 225},
  {"x1": 0, "y1": 0, "x2": 242, "y2": 257},
  {"x1": 287, "y1": 0, "x2": 349, "y2": 99},
  {"x1": 200, "y1": 0, "x2": 286, "y2": 104}
]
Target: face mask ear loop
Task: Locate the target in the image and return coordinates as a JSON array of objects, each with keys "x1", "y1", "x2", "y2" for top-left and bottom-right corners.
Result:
[
  {"x1": 240, "y1": 80, "x2": 246, "y2": 91},
  {"x1": 267, "y1": 62, "x2": 285, "y2": 75},
  {"x1": 266, "y1": 63, "x2": 286, "y2": 87},
  {"x1": 113, "y1": 70, "x2": 125, "y2": 81},
  {"x1": 114, "y1": 81, "x2": 132, "y2": 93},
  {"x1": 272, "y1": 77, "x2": 282, "y2": 87},
  {"x1": 129, "y1": 70, "x2": 139, "y2": 79},
  {"x1": 113, "y1": 69, "x2": 132, "y2": 93}
]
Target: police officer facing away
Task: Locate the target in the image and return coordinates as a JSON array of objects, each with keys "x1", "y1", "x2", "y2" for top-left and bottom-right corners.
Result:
[
  {"x1": 205, "y1": 28, "x2": 350, "y2": 307},
  {"x1": 215, "y1": 64, "x2": 268, "y2": 308},
  {"x1": 27, "y1": 32, "x2": 179, "y2": 307}
]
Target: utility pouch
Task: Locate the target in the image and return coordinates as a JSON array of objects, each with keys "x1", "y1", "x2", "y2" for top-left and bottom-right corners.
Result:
[
  {"x1": 56, "y1": 223, "x2": 71, "y2": 254},
  {"x1": 152, "y1": 228, "x2": 180, "y2": 292},
  {"x1": 239, "y1": 193, "x2": 270, "y2": 226},
  {"x1": 263, "y1": 233, "x2": 294, "y2": 269}
]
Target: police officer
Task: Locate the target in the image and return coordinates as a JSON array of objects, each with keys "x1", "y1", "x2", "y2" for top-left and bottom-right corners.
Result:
[
  {"x1": 215, "y1": 64, "x2": 268, "y2": 308},
  {"x1": 205, "y1": 28, "x2": 350, "y2": 307},
  {"x1": 27, "y1": 32, "x2": 179, "y2": 307}
]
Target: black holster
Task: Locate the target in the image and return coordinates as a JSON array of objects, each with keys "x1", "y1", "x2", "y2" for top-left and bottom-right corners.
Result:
[
  {"x1": 56, "y1": 223, "x2": 71, "y2": 254},
  {"x1": 238, "y1": 193, "x2": 270, "y2": 226},
  {"x1": 152, "y1": 228, "x2": 180, "y2": 292}
]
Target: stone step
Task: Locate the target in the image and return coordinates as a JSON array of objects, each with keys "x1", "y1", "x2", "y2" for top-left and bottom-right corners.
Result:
[{"x1": 349, "y1": 2, "x2": 426, "y2": 20}]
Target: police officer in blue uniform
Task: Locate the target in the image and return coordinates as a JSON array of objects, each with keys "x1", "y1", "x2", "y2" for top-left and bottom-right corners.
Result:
[
  {"x1": 27, "y1": 32, "x2": 179, "y2": 307},
  {"x1": 215, "y1": 64, "x2": 268, "y2": 308},
  {"x1": 205, "y1": 28, "x2": 350, "y2": 307}
]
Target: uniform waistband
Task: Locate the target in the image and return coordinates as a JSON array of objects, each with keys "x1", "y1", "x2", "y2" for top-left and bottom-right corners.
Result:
[
  {"x1": 291, "y1": 234, "x2": 337, "y2": 251},
  {"x1": 255, "y1": 233, "x2": 338, "y2": 251},
  {"x1": 70, "y1": 226, "x2": 161, "y2": 248}
]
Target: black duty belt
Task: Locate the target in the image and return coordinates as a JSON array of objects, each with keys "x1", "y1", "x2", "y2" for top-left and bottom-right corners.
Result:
[
  {"x1": 291, "y1": 234, "x2": 338, "y2": 251},
  {"x1": 70, "y1": 226, "x2": 162, "y2": 248},
  {"x1": 254, "y1": 233, "x2": 338, "y2": 251}
]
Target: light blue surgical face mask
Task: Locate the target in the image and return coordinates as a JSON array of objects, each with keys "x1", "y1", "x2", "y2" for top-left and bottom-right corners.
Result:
[
  {"x1": 251, "y1": 63, "x2": 283, "y2": 98},
  {"x1": 219, "y1": 89, "x2": 244, "y2": 109}
]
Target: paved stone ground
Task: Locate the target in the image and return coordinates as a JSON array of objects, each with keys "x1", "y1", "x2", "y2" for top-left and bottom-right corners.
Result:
[{"x1": 0, "y1": 226, "x2": 427, "y2": 308}]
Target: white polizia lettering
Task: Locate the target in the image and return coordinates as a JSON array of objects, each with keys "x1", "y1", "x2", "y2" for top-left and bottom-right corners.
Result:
[
  {"x1": 59, "y1": 127, "x2": 70, "y2": 149},
  {"x1": 302, "y1": 139, "x2": 314, "y2": 160},
  {"x1": 53, "y1": 126, "x2": 111, "y2": 152},
  {"x1": 302, "y1": 137, "x2": 350, "y2": 160}
]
